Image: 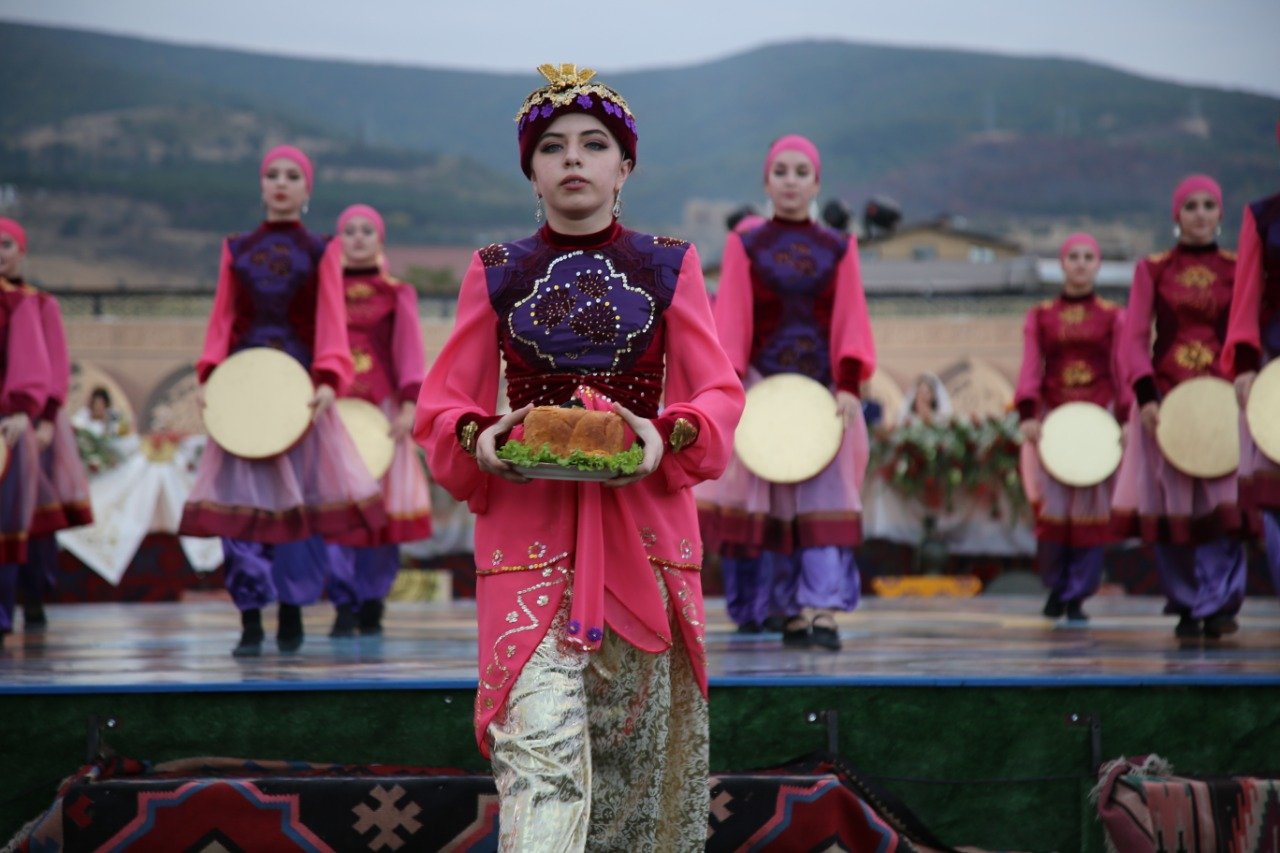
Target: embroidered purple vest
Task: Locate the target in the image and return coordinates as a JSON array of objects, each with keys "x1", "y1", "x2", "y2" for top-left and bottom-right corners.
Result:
[{"x1": 227, "y1": 224, "x2": 329, "y2": 369}]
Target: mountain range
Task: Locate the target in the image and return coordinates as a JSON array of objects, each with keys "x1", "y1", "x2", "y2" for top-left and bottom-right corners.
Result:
[{"x1": 2, "y1": 21, "x2": 1277, "y2": 282}]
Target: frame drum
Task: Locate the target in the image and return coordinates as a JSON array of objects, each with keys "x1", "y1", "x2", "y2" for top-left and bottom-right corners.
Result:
[
  {"x1": 0, "y1": 435, "x2": 8, "y2": 482},
  {"x1": 336, "y1": 398, "x2": 395, "y2": 480},
  {"x1": 1038, "y1": 402, "x2": 1122, "y2": 487},
  {"x1": 1245, "y1": 360, "x2": 1280, "y2": 465},
  {"x1": 202, "y1": 348, "x2": 313, "y2": 460},
  {"x1": 1155, "y1": 376, "x2": 1239, "y2": 478},
  {"x1": 735, "y1": 374, "x2": 843, "y2": 484}
]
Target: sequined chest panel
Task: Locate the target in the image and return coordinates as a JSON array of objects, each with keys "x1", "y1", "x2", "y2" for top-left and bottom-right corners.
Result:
[
  {"x1": 483, "y1": 231, "x2": 684, "y2": 375},
  {"x1": 344, "y1": 275, "x2": 397, "y2": 401},
  {"x1": 1150, "y1": 250, "x2": 1235, "y2": 387},
  {"x1": 1038, "y1": 298, "x2": 1119, "y2": 408},
  {"x1": 742, "y1": 222, "x2": 847, "y2": 384},
  {"x1": 228, "y1": 226, "x2": 327, "y2": 363}
]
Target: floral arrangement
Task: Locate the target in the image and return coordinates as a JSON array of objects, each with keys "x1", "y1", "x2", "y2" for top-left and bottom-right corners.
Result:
[
  {"x1": 870, "y1": 414, "x2": 1027, "y2": 519},
  {"x1": 74, "y1": 426, "x2": 123, "y2": 474}
]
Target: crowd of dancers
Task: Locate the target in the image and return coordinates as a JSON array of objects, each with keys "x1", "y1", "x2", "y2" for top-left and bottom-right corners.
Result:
[{"x1": 0, "y1": 62, "x2": 1277, "y2": 850}]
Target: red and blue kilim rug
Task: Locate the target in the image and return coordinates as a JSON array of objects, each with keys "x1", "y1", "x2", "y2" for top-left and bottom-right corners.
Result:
[{"x1": 11, "y1": 754, "x2": 969, "y2": 852}]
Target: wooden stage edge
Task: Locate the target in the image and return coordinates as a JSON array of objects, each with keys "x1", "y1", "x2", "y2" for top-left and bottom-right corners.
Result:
[{"x1": 2, "y1": 594, "x2": 1278, "y2": 693}]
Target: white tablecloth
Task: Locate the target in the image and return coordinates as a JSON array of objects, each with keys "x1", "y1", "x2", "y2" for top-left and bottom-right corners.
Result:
[
  {"x1": 57, "y1": 436, "x2": 223, "y2": 585},
  {"x1": 860, "y1": 474, "x2": 1035, "y2": 556}
]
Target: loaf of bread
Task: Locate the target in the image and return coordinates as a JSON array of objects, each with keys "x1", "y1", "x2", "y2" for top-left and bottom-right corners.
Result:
[{"x1": 523, "y1": 406, "x2": 626, "y2": 458}]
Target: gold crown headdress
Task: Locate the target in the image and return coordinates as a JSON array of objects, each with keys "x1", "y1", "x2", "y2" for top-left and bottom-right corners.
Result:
[{"x1": 515, "y1": 63, "x2": 634, "y2": 127}]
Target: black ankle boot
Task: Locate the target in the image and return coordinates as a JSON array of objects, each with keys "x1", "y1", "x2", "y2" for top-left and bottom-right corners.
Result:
[
  {"x1": 233, "y1": 608, "x2": 265, "y2": 657},
  {"x1": 1064, "y1": 600, "x2": 1089, "y2": 623},
  {"x1": 1042, "y1": 593, "x2": 1065, "y2": 619},
  {"x1": 358, "y1": 599, "x2": 384, "y2": 635},
  {"x1": 1174, "y1": 612, "x2": 1203, "y2": 639},
  {"x1": 277, "y1": 604, "x2": 304, "y2": 653},
  {"x1": 23, "y1": 602, "x2": 47, "y2": 631},
  {"x1": 330, "y1": 604, "x2": 357, "y2": 638}
]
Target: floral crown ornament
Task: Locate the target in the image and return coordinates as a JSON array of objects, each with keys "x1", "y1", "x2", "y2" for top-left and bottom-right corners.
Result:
[{"x1": 516, "y1": 63, "x2": 638, "y2": 178}]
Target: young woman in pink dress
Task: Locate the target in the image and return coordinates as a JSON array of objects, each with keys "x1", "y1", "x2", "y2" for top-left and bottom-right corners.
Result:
[
  {"x1": 1223, "y1": 121, "x2": 1280, "y2": 599},
  {"x1": 415, "y1": 64, "x2": 743, "y2": 850},
  {"x1": 0, "y1": 217, "x2": 94, "y2": 630},
  {"x1": 178, "y1": 146, "x2": 385, "y2": 656},
  {"x1": 1112, "y1": 175, "x2": 1245, "y2": 639},
  {"x1": 325, "y1": 204, "x2": 431, "y2": 637},
  {"x1": 1015, "y1": 233, "x2": 1127, "y2": 622},
  {"x1": 0, "y1": 220, "x2": 51, "y2": 643},
  {"x1": 701, "y1": 134, "x2": 876, "y2": 651}
]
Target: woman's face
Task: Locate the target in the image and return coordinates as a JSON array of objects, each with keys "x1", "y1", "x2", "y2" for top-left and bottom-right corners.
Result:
[
  {"x1": 766, "y1": 150, "x2": 819, "y2": 222},
  {"x1": 260, "y1": 157, "x2": 309, "y2": 221},
  {"x1": 89, "y1": 396, "x2": 108, "y2": 419},
  {"x1": 0, "y1": 232, "x2": 24, "y2": 279},
  {"x1": 340, "y1": 215, "x2": 381, "y2": 267},
  {"x1": 1060, "y1": 244, "x2": 1100, "y2": 295},
  {"x1": 913, "y1": 380, "x2": 935, "y2": 415},
  {"x1": 529, "y1": 113, "x2": 631, "y2": 226},
  {"x1": 1176, "y1": 191, "x2": 1221, "y2": 246}
]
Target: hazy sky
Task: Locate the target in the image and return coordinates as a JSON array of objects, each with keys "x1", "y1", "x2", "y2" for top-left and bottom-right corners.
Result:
[{"x1": 4, "y1": 0, "x2": 1279, "y2": 97}]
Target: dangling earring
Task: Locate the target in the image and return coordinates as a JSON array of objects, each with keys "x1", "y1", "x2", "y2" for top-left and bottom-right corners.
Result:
[
  {"x1": 1214, "y1": 225, "x2": 1222, "y2": 238},
  {"x1": 612, "y1": 191, "x2": 622, "y2": 219},
  {"x1": 1172, "y1": 224, "x2": 1182, "y2": 240},
  {"x1": 302, "y1": 202, "x2": 309, "y2": 216},
  {"x1": 535, "y1": 196, "x2": 544, "y2": 224}
]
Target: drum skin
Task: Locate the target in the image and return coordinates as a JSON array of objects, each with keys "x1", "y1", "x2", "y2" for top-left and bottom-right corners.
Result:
[
  {"x1": 735, "y1": 374, "x2": 843, "y2": 485},
  {"x1": 202, "y1": 348, "x2": 314, "y2": 460},
  {"x1": 1155, "y1": 376, "x2": 1240, "y2": 479}
]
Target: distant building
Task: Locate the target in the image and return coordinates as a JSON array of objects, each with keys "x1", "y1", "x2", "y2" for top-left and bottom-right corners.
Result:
[{"x1": 860, "y1": 217, "x2": 1022, "y2": 263}]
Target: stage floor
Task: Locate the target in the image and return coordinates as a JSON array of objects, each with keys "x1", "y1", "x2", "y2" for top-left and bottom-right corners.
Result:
[{"x1": 2, "y1": 594, "x2": 1278, "y2": 694}]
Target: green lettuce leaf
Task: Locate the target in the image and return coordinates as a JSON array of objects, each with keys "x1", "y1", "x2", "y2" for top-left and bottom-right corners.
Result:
[{"x1": 497, "y1": 439, "x2": 645, "y2": 474}]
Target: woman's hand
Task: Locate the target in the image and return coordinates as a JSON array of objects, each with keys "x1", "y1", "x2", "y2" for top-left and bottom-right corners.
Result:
[
  {"x1": 390, "y1": 401, "x2": 416, "y2": 440},
  {"x1": 476, "y1": 405, "x2": 532, "y2": 483},
  {"x1": 606, "y1": 402, "x2": 663, "y2": 487},
  {"x1": 0, "y1": 413, "x2": 30, "y2": 447},
  {"x1": 1139, "y1": 401, "x2": 1160, "y2": 435},
  {"x1": 835, "y1": 390, "x2": 861, "y2": 429},
  {"x1": 1235, "y1": 371, "x2": 1257, "y2": 410},
  {"x1": 309, "y1": 384, "x2": 336, "y2": 423},
  {"x1": 1019, "y1": 419, "x2": 1041, "y2": 444},
  {"x1": 35, "y1": 420, "x2": 55, "y2": 450}
]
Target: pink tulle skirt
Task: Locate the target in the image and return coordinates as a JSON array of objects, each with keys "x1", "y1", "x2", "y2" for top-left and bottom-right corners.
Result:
[
  {"x1": 1111, "y1": 407, "x2": 1241, "y2": 544},
  {"x1": 180, "y1": 407, "x2": 386, "y2": 544},
  {"x1": 330, "y1": 399, "x2": 432, "y2": 547},
  {"x1": 699, "y1": 372, "x2": 868, "y2": 556},
  {"x1": 31, "y1": 411, "x2": 96, "y2": 535},
  {"x1": 0, "y1": 430, "x2": 39, "y2": 562},
  {"x1": 1019, "y1": 442, "x2": 1115, "y2": 548}
]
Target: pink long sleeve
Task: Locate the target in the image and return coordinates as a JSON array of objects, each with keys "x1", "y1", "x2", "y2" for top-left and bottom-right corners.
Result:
[
  {"x1": 658, "y1": 246, "x2": 746, "y2": 492},
  {"x1": 310, "y1": 238, "x2": 353, "y2": 393},
  {"x1": 390, "y1": 282, "x2": 427, "y2": 403},
  {"x1": 711, "y1": 233, "x2": 754, "y2": 377},
  {"x1": 1120, "y1": 259, "x2": 1157, "y2": 390},
  {"x1": 37, "y1": 293, "x2": 70, "y2": 418},
  {"x1": 196, "y1": 241, "x2": 237, "y2": 384},
  {"x1": 1111, "y1": 309, "x2": 1134, "y2": 420},
  {"x1": 1222, "y1": 206, "x2": 1263, "y2": 377},
  {"x1": 4, "y1": 297, "x2": 51, "y2": 419},
  {"x1": 413, "y1": 255, "x2": 501, "y2": 512},
  {"x1": 1014, "y1": 307, "x2": 1044, "y2": 416},
  {"x1": 828, "y1": 235, "x2": 876, "y2": 388}
]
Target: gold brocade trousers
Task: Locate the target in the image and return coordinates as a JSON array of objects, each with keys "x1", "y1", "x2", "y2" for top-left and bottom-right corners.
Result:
[{"x1": 488, "y1": 605, "x2": 708, "y2": 852}]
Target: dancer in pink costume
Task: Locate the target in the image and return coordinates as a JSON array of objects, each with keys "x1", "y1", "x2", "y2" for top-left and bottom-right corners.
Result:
[
  {"x1": 1015, "y1": 232, "x2": 1128, "y2": 623},
  {"x1": 1112, "y1": 175, "x2": 1245, "y2": 640},
  {"x1": 179, "y1": 146, "x2": 385, "y2": 656},
  {"x1": 325, "y1": 204, "x2": 431, "y2": 637},
  {"x1": 700, "y1": 134, "x2": 876, "y2": 652},
  {"x1": 415, "y1": 64, "x2": 743, "y2": 850}
]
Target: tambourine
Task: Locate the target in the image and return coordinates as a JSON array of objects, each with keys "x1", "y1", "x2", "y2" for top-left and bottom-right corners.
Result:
[
  {"x1": 1038, "y1": 402, "x2": 1122, "y2": 487},
  {"x1": 1245, "y1": 360, "x2": 1280, "y2": 465},
  {"x1": 735, "y1": 374, "x2": 843, "y2": 484},
  {"x1": 1155, "y1": 376, "x2": 1239, "y2": 478},
  {"x1": 336, "y1": 398, "x2": 395, "y2": 480},
  {"x1": 0, "y1": 433, "x2": 9, "y2": 482},
  {"x1": 202, "y1": 347, "x2": 314, "y2": 460}
]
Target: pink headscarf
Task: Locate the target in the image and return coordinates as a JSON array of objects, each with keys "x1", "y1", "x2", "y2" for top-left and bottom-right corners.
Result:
[
  {"x1": 1058, "y1": 232, "x2": 1100, "y2": 261},
  {"x1": 765, "y1": 134, "x2": 821, "y2": 181},
  {"x1": 336, "y1": 204, "x2": 385, "y2": 243},
  {"x1": 0, "y1": 218, "x2": 26, "y2": 253},
  {"x1": 260, "y1": 145, "x2": 314, "y2": 192},
  {"x1": 1171, "y1": 174, "x2": 1221, "y2": 221}
]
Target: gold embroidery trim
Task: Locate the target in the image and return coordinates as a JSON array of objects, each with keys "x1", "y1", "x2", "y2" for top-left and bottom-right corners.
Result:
[
  {"x1": 668, "y1": 417, "x2": 697, "y2": 453},
  {"x1": 477, "y1": 552, "x2": 571, "y2": 577}
]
